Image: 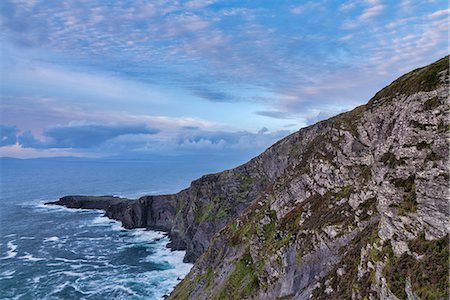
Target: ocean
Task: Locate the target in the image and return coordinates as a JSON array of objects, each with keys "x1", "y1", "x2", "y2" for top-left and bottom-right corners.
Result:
[{"x1": 0, "y1": 156, "x2": 242, "y2": 299}]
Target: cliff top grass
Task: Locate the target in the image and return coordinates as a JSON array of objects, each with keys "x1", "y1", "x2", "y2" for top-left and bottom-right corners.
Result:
[{"x1": 369, "y1": 55, "x2": 449, "y2": 105}]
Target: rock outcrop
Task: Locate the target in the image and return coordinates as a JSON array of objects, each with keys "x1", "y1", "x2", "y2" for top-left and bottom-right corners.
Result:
[{"x1": 48, "y1": 56, "x2": 449, "y2": 299}]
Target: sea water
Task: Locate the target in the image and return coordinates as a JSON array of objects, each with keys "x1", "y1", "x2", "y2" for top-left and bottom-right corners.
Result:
[{"x1": 0, "y1": 156, "x2": 240, "y2": 299}]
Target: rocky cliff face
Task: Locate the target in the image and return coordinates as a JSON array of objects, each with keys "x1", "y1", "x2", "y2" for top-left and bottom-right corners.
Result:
[
  {"x1": 49, "y1": 56, "x2": 449, "y2": 299},
  {"x1": 50, "y1": 121, "x2": 307, "y2": 262},
  {"x1": 169, "y1": 56, "x2": 449, "y2": 299}
]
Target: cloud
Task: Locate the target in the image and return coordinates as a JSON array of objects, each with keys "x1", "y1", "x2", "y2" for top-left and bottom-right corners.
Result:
[
  {"x1": 18, "y1": 123, "x2": 159, "y2": 149},
  {"x1": 185, "y1": 0, "x2": 218, "y2": 10},
  {"x1": 254, "y1": 110, "x2": 293, "y2": 119},
  {"x1": 0, "y1": 124, "x2": 18, "y2": 146},
  {"x1": 170, "y1": 128, "x2": 291, "y2": 152},
  {"x1": 359, "y1": 0, "x2": 384, "y2": 21},
  {"x1": 0, "y1": 95, "x2": 219, "y2": 135},
  {"x1": 0, "y1": 0, "x2": 448, "y2": 160},
  {"x1": 427, "y1": 9, "x2": 449, "y2": 19},
  {"x1": 290, "y1": 2, "x2": 323, "y2": 15},
  {"x1": 339, "y1": 1, "x2": 357, "y2": 12},
  {"x1": 192, "y1": 87, "x2": 237, "y2": 102},
  {"x1": 7, "y1": 120, "x2": 290, "y2": 158},
  {"x1": 305, "y1": 110, "x2": 346, "y2": 125}
]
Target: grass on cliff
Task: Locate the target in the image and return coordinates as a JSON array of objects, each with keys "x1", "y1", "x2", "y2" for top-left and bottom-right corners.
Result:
[
  {"x1": 369, "y1": 56, "x2": 449, "y2": 105},
  {"x1": 383, "y1": 234, "x2": 449, "y2": 299},
  {"x1": 312, "y1": 222, "x2": 381, "y2": 299},
  {"x1": 391, "y1": 175, "x2": 418, "y2": 215},
  {"x1": 381, "y1": 152, "x2": 406, "y2": 168},
  {"x1": 215, "y1": 251, "x2": 259, "y2": 299}
]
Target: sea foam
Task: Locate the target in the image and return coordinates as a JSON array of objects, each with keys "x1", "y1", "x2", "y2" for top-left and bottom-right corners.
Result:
[{"x1": 1, "y1": 240, "x2": 18, "y2": 260}]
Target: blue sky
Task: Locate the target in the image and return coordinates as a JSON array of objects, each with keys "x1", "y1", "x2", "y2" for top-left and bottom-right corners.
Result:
[{"x1": 0, "y1": 0, "x2": 448, "y2": 159}]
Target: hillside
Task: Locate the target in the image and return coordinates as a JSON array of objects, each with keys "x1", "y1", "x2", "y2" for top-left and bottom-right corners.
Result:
[{"x1": 50, "y1": 56, "x2": 449, "y2": 299}]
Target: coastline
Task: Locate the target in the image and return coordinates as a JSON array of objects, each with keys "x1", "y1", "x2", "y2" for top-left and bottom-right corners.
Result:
[{"x1": 43, "y1": 198, "x2": 193, "y2": 299}]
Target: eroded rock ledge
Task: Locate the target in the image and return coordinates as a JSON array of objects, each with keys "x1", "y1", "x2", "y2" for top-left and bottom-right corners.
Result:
[{"x1": 47, "y1": 194, "x2": 184, "y2": 248}]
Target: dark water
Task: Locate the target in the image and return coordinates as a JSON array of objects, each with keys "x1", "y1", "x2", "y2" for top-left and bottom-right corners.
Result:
[{"x1": 0, "y1": 157, "x2": 239, "y2": 299}]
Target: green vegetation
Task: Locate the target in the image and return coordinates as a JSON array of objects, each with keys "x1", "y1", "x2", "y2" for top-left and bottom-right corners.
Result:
[
  {"x1": 194, "y1": 202, "x2": 214, "y2": 224},
  {"x1": 335, "y1": 185, "x2": 354, "y2": 201},
  {"x1": 333, "y1": 104, "x2": 366, "y2": 137},
  {"x1": 215, "y1": 206, "x2": 227, "y2": 219},
  {"x1": 398, "y1": 183, "x2": 417, "y2": 215},
  {"x1": 425, "y1": 151, "x2": 440, "y2": 162},
  {"x1": 230, "y1": 219, "x2": 253, "y2": 245},
  {"x1": 300, "y1": 187, "x2": 355, "y2": 231},
  {"x1": 216, "y1": 252, "x2": 259, "y2": 299},
  {"x1": 229, "y1": 222, "x2": 238, "y2": 232},
  {"x1": 357, "y1": 197, "x2": 377, "y2": 221},
  {"x1": 437, "y1": 119, "x2": 448, "y2": 133},
  {"x1": 416, "y1": 141, "x2": 431, "y2": 150},
  {"x1": 239, "y1": 173, "x2": 254, "y2": 191},
  {"x1": 360, "y1": 165, "x2": 372, "y2": 183},
  {"x1": 312, "y1": 222, "x2": 381, "y2": 299},
  {"x1": 194, "y1": 199, "x2": 230, "y2": 224},
  {"x1": 384, "y1": 234, "x2": 449, "y2": 299},
  {"x1": 381, "y1": 152, "x2": 406, "y2": 168},
  {"x1": 201, "y1": 267, "x2": 214, "y2": 290},
  {"x1": 410, "y1": 120, "x2": 429, "y2": 130},
  {"x1": 392, "y1": 175, "x2": 417, "y2": 215},
  {"x1": 422, "y1": 96, "x2": 441, "y2": 111},
  {"x1": 369, "y1": 56, "x2": 448, "y2": 104}
]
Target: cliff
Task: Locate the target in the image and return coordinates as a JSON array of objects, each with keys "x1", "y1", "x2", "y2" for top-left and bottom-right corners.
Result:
[{"x1": 48, "y1": 56, "x2": 449, "y2": 299}]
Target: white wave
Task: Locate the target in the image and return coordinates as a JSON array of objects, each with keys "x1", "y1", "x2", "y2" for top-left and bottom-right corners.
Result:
[
  {"x1": 78, "y1": 237, "x2": 108, "y2": 241},
  {"x1": 54, "y1": 257, "x2": 91, "y2": 264},
  {"x1": 91, "y1": 216, "x2": 126, "y2": 233},
  {"x1": 92, "y1": 215, "x2": 113, "y2": 224},
  {"x1": 1, "y1": 240, "x2": 18, "y2": 260},
  {"x1": 70, "y1": 264, "x2": 83, "y2": 269},
  {"x1": 43, "y1": 236, "x2": 60, "y2": 242},
  {"x1": 0, "y1": 269, "x2": 16, "y2": 279},
  {"x1": 19, "y1": 236, "x2": 35, "y2": 240},
  {"x1": 88, "y1": 283, "x2": 139, "y2": 298},
  {"x1": 110, "y1": 190, "x2": 160, "y2": 199},
  {"x1": 35, "y1": 202, "x2": 103, "y2": 214},
  {"x1": 131, "y1": 259, "x2": 193, "y2": 300},
  {"x1": 32, "y1": 276, "x2": 41, "y2": 283},
  {"x1": 46, "y1": 263, "x2": 64, "y2": 267},
  {"x1": 129, "y1": 228, "x2": 166, "y2": 242},
  {"x1": 49, "y1": 281, "x2": 70, "y2": 295},
  {"x1": 61, "y1": 271, "x2": 87, "y2": 279},
  {"x1": 4, "y1": 234, "x2": 16, "y2": 238},
  {"x1": 18, "y1": 253, "x2": 46, "y2": 262},
  {"x1": 134, "y1": 232, "x2": 193, "y2": 299},
  {"x1": 33, "y1": 198, "x2": 193, "y2": 300}
]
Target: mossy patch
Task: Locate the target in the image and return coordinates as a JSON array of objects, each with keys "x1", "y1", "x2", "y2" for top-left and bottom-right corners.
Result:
[
  {"x1": 391, "y1": 175, "x2": 417, "y2": 215},
  {"x1": 331, "y1": 104, "x2": 367, "y2": 137},
  {"x1": 416, "y1": 141, "x2": 431, "y2": 150},
  {"x1": 425, "y1": 151, "x2": 441, "y2": 162},
  {"x1": 195, "y1": 200, "x2": 230, "y2": 224},
  {"x1": 383, "y1": 234, "x2": 449, "y2": 299},
  {"x1": 381, "y1": 152, "x2": 406, "y2": 168},
  {"x1": 369, "y1": 56, "x2": 448, "y2": 105},
  {"x1": 312, "y1": 222, "x2": 380, "y2": 299},
  {"x1": 301, "y1": 187, "x2": 355, "y2": 231},
  {"x1": 197, "y1": 267, "x2": 214, "y2": 291},
  {"x1": 398, "y1": 183, "x2": 417, "y2": 215},
  {"x1": 422, "y1": 96, "x2": 441, "y2": 111},
  {"x1": 410, "y1": 120, "x2": 429, "y2": 130},
  {"x1": 217, "y1": 251, "x2": 259, "y2": 299}
]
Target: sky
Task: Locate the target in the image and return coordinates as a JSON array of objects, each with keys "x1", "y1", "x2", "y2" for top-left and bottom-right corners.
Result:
[{"x1": 0, "y1": 0, "x2": 448, "y2": 159}]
